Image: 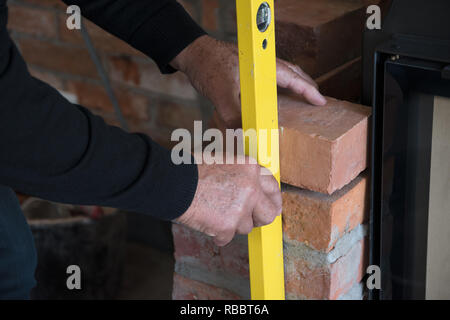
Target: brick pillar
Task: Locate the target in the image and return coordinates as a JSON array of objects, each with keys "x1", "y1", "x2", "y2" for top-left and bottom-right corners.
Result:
[{"x1": 173, "y1": 95, "x2": 371, "y2": 300}]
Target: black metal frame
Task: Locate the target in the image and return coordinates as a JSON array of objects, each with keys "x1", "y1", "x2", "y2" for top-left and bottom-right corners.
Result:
[
  {"x1": 372, "y1": 54, "x2": 450, "y2": 299},
  {"x1": 363, "y1": 0, "x2": 450, "y2": 300}
]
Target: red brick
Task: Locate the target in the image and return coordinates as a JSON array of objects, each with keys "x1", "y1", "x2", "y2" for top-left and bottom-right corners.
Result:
[
  {"x1": 202, "y1": 0, "x2": 220, "y2": 32},
  {"x1": 172, "y1": 223, "x2": 249, "y2": 278},
  {"x1": 172, "y1": 273, "x2": 242, "y2": 300},
  {"x1": 65, "y1": 80, "x2": 150, "y2": 121},
  {"x1": 17, "y1": 37, "x2": 99, "y2": 78},
  {"x1": 107, "y1": 56, "x2": 142, "y2": 87},
  {"x1": 315, "y1": 57, "x2": 362, "y2": 103},
  {"x1": 275, "y1": 0, "x2": 372, "y2": 78},
  {"x1": 279, "y1": 94, "x2": 371, "y2": 194},
  {"x1": 285, "y1": 238, "x2": 368, "y2": 300},
  {"x1": 282, "y1": 173, "x2": 369, "y2": 252},
  {"x1": 58, "y1": 14, "x2": 144, "y2": 57},
  {"x1": 108, "y1": 56, "x2": 197, "y2": 100},
  {"x1": 219, "y1": 1, "x2": 237, "y2": 34},
  {"x1": 7, "y1": 4, "x2": 57, "y2": 38}
]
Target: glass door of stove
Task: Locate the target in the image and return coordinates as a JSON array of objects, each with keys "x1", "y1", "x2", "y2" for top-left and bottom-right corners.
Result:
[{"x1": 379, "y1": 59, "x2": 450, "y2": 299}]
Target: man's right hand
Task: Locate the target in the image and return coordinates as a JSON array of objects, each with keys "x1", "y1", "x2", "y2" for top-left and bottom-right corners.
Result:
[{"x1": 175, "y1": 156, "x2": 282, "y2": 247}]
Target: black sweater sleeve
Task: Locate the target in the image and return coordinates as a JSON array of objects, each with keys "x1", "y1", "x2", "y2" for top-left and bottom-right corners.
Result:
[
  {"x1": 62, "y1": 0, "x2": 206, "y2": 73},
  {"x1": 0, "y1": 2, "x2": 202, "y2": 220}
]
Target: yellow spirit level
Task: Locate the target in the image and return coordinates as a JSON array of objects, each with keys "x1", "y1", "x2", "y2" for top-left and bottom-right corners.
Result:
[{"x1": 236, "y1": 0, "x2": 285, "y2": 300}]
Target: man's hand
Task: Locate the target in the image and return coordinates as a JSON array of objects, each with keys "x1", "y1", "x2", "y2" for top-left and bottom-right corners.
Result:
[
  {"x1": 175, "y1": 156, "x2": 282, "y2": 247},
  {"x1": 171, "y1": 35, "x2": 326, "y2": 128}
]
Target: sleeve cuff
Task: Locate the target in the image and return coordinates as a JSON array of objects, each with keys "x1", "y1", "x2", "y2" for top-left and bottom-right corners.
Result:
[
  {"x1": 129, "y1": 1, "x2": 207, "y2": 74},
  {"x1": 136, "y1": 135, "x2": 198, "y2": 220}
]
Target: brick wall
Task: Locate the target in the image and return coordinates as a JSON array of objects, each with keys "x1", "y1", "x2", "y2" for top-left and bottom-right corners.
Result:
[{"x1": 7, "y1": 0, "x2": 383, "y2": 300}]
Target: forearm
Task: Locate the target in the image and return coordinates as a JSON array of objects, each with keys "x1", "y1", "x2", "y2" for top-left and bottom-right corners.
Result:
[{"x1": 0, "y1": 24, "x2": 197, "y2": 220}]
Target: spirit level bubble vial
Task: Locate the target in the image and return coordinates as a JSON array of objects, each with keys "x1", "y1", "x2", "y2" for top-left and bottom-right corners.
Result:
[{"x1": 236, "y1": 0, "x2": 285, "y2": 300}]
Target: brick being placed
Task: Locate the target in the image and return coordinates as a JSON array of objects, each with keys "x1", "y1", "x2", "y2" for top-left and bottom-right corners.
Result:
[
  {"x1": 209, "y1": 94, "x2": 371, "y2": 195},
  {"x1": 279, "y1": 94, "x2": 371, "y2": 194}
]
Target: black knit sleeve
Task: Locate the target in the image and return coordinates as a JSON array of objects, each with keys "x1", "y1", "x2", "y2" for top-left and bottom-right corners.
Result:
[
  {"x1": 0, "y1": 4, "x2": 198, "y2": 220},
  {"x1": 61, "y1": 0, "x2": 207, "y2": 73}
]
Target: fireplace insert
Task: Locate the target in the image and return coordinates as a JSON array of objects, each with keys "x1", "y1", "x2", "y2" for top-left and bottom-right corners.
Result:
[{"x1": 363, "y1": 0, "x2": 450, "y2": 300}]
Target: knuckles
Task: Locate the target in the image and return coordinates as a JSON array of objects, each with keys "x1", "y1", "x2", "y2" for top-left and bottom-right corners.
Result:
[{"x1": 262, "y1": 214, "x2": 276, "y2": 226}]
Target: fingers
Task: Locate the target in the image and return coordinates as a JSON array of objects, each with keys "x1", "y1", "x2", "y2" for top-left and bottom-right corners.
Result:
[
  {"x1": 213, "y1": 228, "x2": 236, "y2": 247},
  {"x1": 236, "y1": 216, "x2": 254, "y2": 235},
  {"x1": 252, "y1": 190, "x2": 279, "y2": 227},
  {"x1": 259, "y1": 168, "x2": 282, "y2": 214},
  {"x1": 215, "y1": 93, "x2": 242, "y2": 129},
  {"x1": 253, "y1": 169, "x2": 282, "y2": 228},
  {"x1": 186, "y1": 161, "x2": 282, "y2": 247},
  {"x1": 213, "y1": 215, "x2": 251, "y2": 246},
  {"x1": 277, "y1": 59, "x2": 317, "y2": 88},
  {"x1": 285, "y1": 62, "x2": 318, "y2": 89},
  {"x1": 277, "y1": 60, "x2": 326, "y2": 106}
]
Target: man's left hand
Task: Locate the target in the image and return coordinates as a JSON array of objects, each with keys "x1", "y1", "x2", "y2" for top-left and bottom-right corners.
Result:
[{"x1": 170, "y1": 35, "x2": 326, "y2": 129}]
